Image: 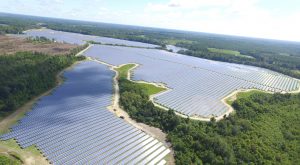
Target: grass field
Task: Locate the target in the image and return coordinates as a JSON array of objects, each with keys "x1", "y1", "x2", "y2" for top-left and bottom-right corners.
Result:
[
  {"x1": 0, "y1": 154, "x2": 21, "y2": 165},
  {"x1": 136, "y1": 83, "x2": 166, "y2": 96},
  {"x1": 226, "y1": 90, "x2": 264, "y2": 105},
  {"x1": 115, "y1": 64, "x2": 136, "y2": 79},
  {"x1": 116, "y1": 64, "x2": 166, "y2": 96},
  {"x1": 0, "y1": 139, "x2": 48, "y2": 164},
  {"x1": 208, "y1": 47, "x2": 254, "y2": 59}
]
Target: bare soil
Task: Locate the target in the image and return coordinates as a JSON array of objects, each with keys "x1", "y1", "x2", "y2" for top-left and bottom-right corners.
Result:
[{"x1": 0, "y1": 35, "x2": 77, "y2": 55}]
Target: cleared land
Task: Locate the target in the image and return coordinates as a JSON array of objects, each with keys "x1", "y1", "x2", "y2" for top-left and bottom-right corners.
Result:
[
  {"x1": 0, "y1": 35, "x2": 77, "y2": 55},
  {"x1": 0, "y1": 139, "x2": 48, "y2": 165},
  {"x1": 208, "y1": 47, "x2": 254, "y2": 59}
]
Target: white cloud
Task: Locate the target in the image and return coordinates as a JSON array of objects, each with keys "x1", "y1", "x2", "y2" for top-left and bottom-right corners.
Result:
[
  {"x1": 140, "y1": 0, "x2": 300, "y2": 41},
  {"x1": 1, "y1": 0, "x2": 298, "y2": 41}
]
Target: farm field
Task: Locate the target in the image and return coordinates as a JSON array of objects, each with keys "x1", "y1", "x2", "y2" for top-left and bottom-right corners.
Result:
[{"x1": 207, "y1": 48, "x2": 254, "y2": 59}]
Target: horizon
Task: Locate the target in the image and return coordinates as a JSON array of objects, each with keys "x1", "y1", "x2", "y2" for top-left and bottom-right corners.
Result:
[{"x1": 1, "y1": 0, "x2": 300, "y2": 42}]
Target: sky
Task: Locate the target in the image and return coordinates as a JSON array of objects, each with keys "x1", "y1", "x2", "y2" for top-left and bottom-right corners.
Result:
[{"x1": 1, "y1": 0, "x2": 300, "y2": 41}]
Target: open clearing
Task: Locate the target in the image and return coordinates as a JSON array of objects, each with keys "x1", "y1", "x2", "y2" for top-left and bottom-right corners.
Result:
[
  {"x1": 0, "y1": 139, "x2": 48, "y2": 165},
  {"x1": 0, "y1": 35, "x2": 77, "y2": 55},
  {"x1": 208, "y1": 47, "x2": 254, "y2": 59}
]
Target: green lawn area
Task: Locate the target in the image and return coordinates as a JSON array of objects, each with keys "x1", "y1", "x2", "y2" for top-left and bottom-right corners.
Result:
[
  {"x1": 0, "y1": 154, "x2": 21, "y2": 165},
  {"x1": 136, "y1": 83, "x2": 166, "y2": 96},
  {"x1": 226, "y1": 90, "x2": 264, "y2": 105},
  {"x1": 116, "y1": 64, "x2": 166, "y2": 96},
  {"x1": 208, "y1": 48, "x2": 254, "y2": 59},
  {"x1": 292, "y1": 70, "x2": 300, "y2": 76},
  {"x1": 115, "y1": 64, "x2": 136, "y2": 79},
  {"x1": 0, "y1": 139, "x2": 41, "y2": 156}
]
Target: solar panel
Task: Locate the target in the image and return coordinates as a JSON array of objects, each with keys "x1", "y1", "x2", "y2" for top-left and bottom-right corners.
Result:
[
  {"x1": 84, "y1": 45, "x2": 300, "y2": 118},
  {"x1": 0, "y1": 61, "x2": 170, "y2": 164}
]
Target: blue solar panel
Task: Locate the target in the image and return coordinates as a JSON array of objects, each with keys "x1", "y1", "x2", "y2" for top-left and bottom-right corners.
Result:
[
  {"x1": 24, "y1": 29, "x2": 159, "y2": 48},
  {"x1": 84, "y1": 45, "x2": 300, "y2": 118},
  {"x1": 0, "y1": 61, "x2": 170, "y2": 164}
]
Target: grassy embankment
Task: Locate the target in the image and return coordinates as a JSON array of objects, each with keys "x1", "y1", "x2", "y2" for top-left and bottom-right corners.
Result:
[{"x1": 115, "y1": 64, "x2": 166, "y2": 96}]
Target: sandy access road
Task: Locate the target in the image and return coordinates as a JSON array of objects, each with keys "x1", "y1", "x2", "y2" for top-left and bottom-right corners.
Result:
[{"x1": 89, "y1": 58, "x2": 175, "y2": 165}]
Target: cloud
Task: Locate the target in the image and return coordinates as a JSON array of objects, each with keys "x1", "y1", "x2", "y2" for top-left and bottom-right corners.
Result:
[
  {"x1": 140, "y1": 0, "x2": 300, "y2": 41},
  {"x1": 1, "y1": 0, "x2": 299, "y2": 41}
]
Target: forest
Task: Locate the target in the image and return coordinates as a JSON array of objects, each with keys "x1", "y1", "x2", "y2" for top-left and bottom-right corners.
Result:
[
  {"x1": 119, "y1": 76, "x2": 300, "y2": 164},
  {"x1": 1, "y1": 13, "x2": 300, "y2": 78},
  {"x1": 0, "y1": 52, "x2": 85, "y2": 120}
]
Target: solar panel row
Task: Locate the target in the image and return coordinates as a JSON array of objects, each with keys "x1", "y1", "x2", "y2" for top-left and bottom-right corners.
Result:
[
  {"x1": 24, "y1": 29, "x2": 159, "y2": 48},
  {"x1": 84, "y1": 45, "x2": 300, "y2": 118},
  {"x1": 0, "y1": 61, "x2": 170, "y2": 164}
]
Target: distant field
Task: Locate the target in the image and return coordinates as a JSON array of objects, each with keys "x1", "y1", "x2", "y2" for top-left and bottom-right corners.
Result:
[
  {"x1": 292, "y1": 70, "x2": 300, "y2": 75},
  {"x1": 166, "y1": 39, "x2": 193, "y2": 45},
  {"x1": 0, "y1": 35, "x2": 77, "y2": 55},
  {"x1": 208, "y1": 48, "x2": 254, "y2": 59}
]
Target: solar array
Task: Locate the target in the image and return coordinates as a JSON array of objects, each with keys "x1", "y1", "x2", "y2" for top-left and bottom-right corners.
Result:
[
  {"x1": 84, "y1": 45, "x2": 300, "y2": 118},
  {"x1": 166, "y1": 45, "x2": 187, "y2": 53},
  {"x1": 24, "y1": 29, "x2": 159, "y2": 48},
  {"x1": 0, "y1": 61, "x2": 170, "y2": 164}
]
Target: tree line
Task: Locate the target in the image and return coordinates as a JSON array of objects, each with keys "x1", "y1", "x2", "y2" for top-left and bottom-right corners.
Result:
[
  {"x1": 0, "y1": 50, "x2": 85, "y2": 120},
  {"x1": 1, "y1": 13, "x2": 299, "y2": 78}
]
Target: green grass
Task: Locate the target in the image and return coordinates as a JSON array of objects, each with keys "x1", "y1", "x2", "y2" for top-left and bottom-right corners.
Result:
[
  {"x1": 0, "y1": 139, "x2": 41, "y2": 156},
  {"x1": 226, "y1": 90, "x2": 264, "y2": 105},
  {"x1": 115, "y1": 64, "x2": 136, "y2": 79},
  {"x1": 208, "y1": 48, "x2": 254, "y2": 59},
  {"x1": 235, "y1": 90, "x2": 264, "y2": 99},
  {"x1": 116, "y1": 64, "x2": 166, "y2": 96},
  {"x1": 0, "y1": 154, "x2": 21, "y2": 165},
  {"x1": 0, "y1": 139, "x2": 45, "y2": 164},
  {"x1": 291, "y1": 70, "x2": 300, "y2": 77},
  {"x1": 136, "y1": 83, "x2": 166, "y2": 96},
  {"x1": 166, "y1": 39, "x2": 193, "y2": 45}
]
